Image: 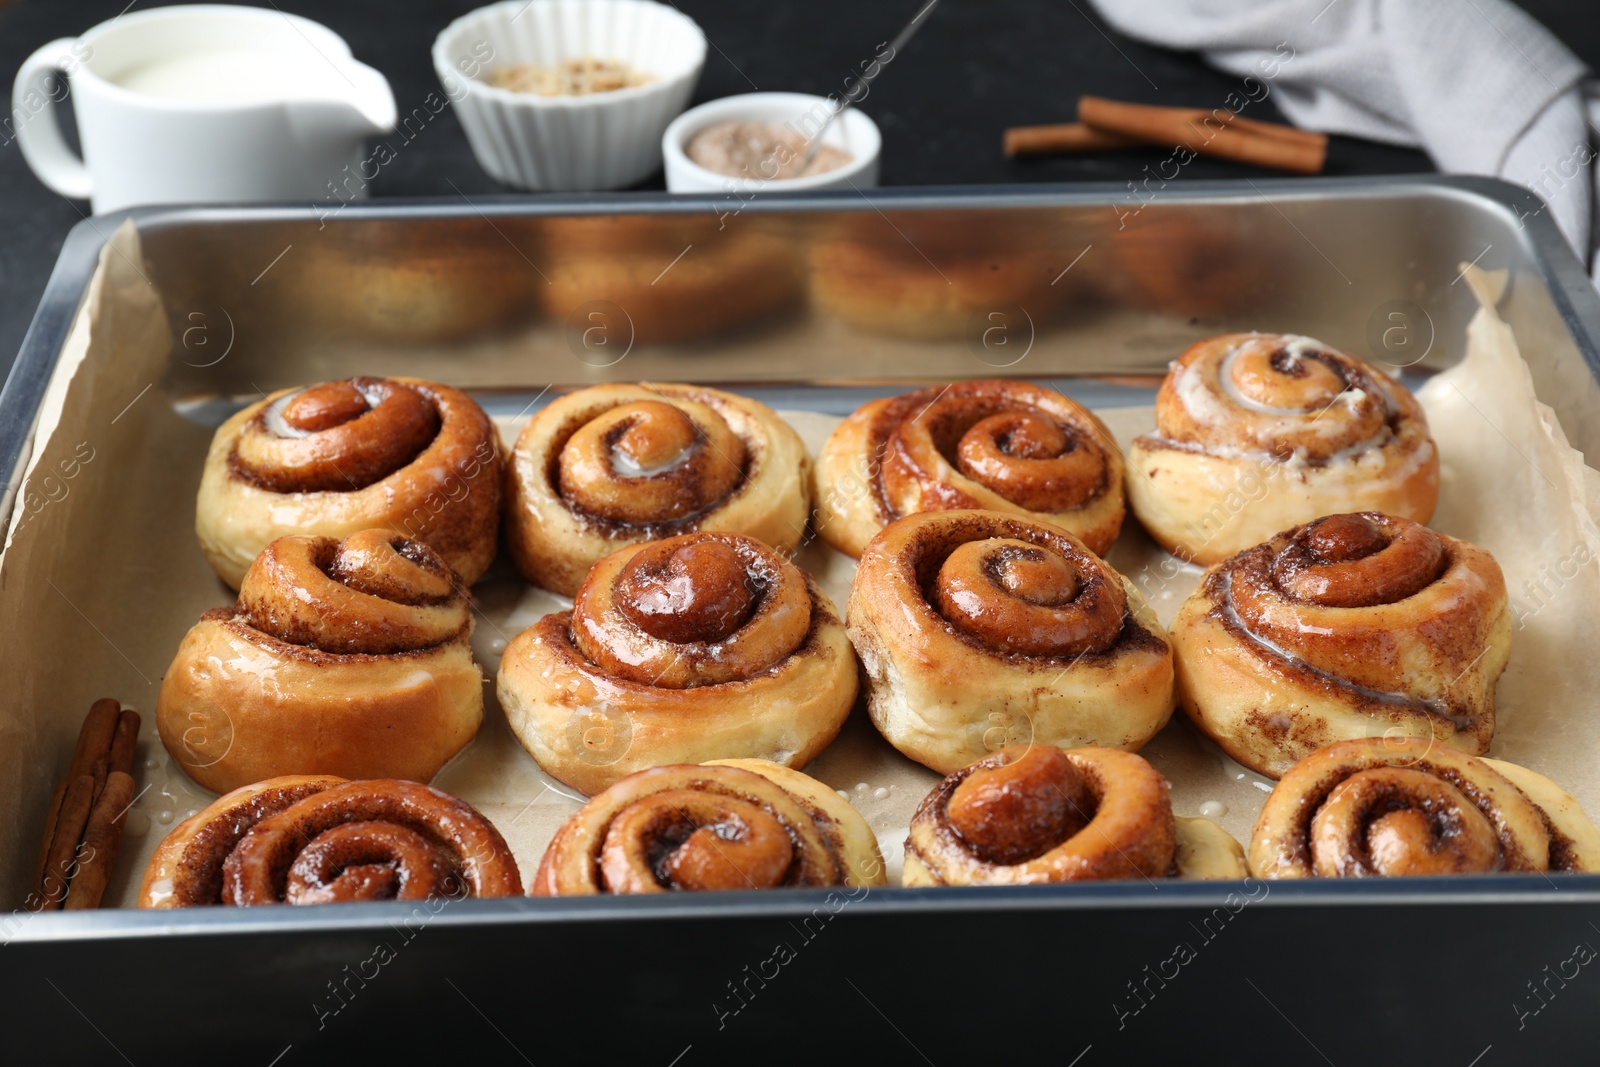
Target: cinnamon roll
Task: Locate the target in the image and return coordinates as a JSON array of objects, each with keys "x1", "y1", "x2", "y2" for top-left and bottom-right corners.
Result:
[
  {"x1": 1171, "y1": 512, "x2": 1510, "y2": 779},
  {"x1": 848, "y1": 510, "x2": 1174, "y2": 775},
  {"x1": 813, "y1": 380, "x2": 1125, "y2": 560},
  {"x1": 903, "y1": 744, "x2": 1246, "y2": 886},
  {"x1": 157, "y1": 530, "x2": 483, "y2": 794},
  {"x1": 505, "y1": 383, "x2": 810, "y2": 596},
  {"x1": 1250, "y1": 737, "x2": 1600, "y2": 878},
  {"x1": 139, "y1": 775, "x2": 521, "y2": 906},
  {"x1": 1126, "y1": 333, "x2": 1439, "y2": 565},
  {"x1": 498, "y1": 532, "x2": 857, "y2": 795},
  {"x1": 196, "y1": 376, "x2": 502, "y2": 588},
  {"x1": 531, "y1": 760, "x2": 885, "y2": 895}
]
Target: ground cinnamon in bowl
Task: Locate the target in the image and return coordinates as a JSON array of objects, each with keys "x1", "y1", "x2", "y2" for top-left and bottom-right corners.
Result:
[{"x1": 686, "y1": 120, "x2": 851, "y2": 180}]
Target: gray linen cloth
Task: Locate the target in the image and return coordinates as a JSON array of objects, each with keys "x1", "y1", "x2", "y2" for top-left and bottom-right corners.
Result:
[{"x1": 1087, "y1": 0, "x2": 1600, "y2": 280}]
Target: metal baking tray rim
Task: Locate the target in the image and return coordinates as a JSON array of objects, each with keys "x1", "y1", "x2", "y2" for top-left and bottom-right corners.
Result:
[
  {"x1": 6, "y1": 174, "x2": 1598, "y2": 527},
  {"x1": 13, "y1": 875, "x2": 1600, "y2": 947},
  {"x1": 5, "y1": 174, "x2": 1600, "y2": 944}
]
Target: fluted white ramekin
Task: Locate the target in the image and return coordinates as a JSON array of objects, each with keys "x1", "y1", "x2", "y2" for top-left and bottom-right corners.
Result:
[{"x1": 434, "y1": 0, "x2": 706, "y2": 191}]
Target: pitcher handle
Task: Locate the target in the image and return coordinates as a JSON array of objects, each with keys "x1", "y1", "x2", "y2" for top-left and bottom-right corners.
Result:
[{"x1": 12, "y1": 38, "x2": 93, "y2": 201}]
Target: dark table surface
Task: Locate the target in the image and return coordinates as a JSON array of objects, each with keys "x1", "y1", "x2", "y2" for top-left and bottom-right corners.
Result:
[
  {"x1": 0, "y1": 0, "x2": 1592, "y2": 386},
  {"x1": 0, "y1": 5, "x2": 1597, "y2": 1061}
]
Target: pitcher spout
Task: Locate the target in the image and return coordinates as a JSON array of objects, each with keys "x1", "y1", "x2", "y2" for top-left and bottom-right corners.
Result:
[
  {"x1": 288, "y1": 57, "x2": 396, "y2": 143},
  {"x1": 335, "y1": 58, "x2": 398, "y2": 136}
]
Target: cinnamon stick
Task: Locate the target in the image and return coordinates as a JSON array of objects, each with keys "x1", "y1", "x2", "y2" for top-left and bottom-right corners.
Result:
[
  {"x1": 63, "y1": 771, "x2": 135, "y2": 911},
  {"x1": 1005, "y1": 104, "x2": 1326, "y2": 163},
  {"x1": 29, "y1": 699, "x2": 138, "y2": 911},
  {"x1": 1077, "y1": 95, "x2": 1327, "y2": 175},
  {"x1": 28, "y1": 780, "x2": 68, "y2": 909},
  {"x1": 1222, "y1": 111, "x2": 1328, "y2": 148},
  {"x1": 1004, "y1": 122, "x2": 1143, "y2": 157},
  {"x1": 69, "y1": 698, "x2": 120, "y2": 800},
  {"x1": 109, "y1": 709, "x2": 140, "y2": 777},
  {"x1": 1103, "y1": 104, "x2": 1326, "y2": 151},
  {"x1": 35, "y1": 774, "x2": 94, "y2": 911}
]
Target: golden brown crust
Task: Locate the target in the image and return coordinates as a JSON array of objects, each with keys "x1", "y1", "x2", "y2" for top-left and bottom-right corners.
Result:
[
  {"x1": 1126, "y1": 334, "x2": 1438, "y2": 565},
  {"x1": 1173, "y1": 817, "x2": 1250, "y2": 880},
  {"x1": 531, "y1": 762, "x2": 882, "y2": 895},
  {"x1": 1171, "y1": 512, "x2": 1510, "y2": 779},
  {"x1": 234, "y1": 530, "x2": 469, "y2": 653},
  {"x1": 504, "y1": 383, "x2": 811, "y2": 597},
  {"x1": 902, "y1": 745, "x2": 1233, "y2": 885},
  {"x1": 1249, "y1": 738, "x2": 1599, "y2": 877},
  {"x1": 570, "y1": 534, "x2": 810, "y2": 688},
  {"x1": 139, "y1": 775, "x2": 346, "y2": 908},
  {"x1": 704, "y1": 759, "x2": 887, "y2": 888},
  {"x1": 140, "y1": 776, "x2": 520, "y2": 906},
  {"x1": 196, "y1": 377, "x2": 502, "y2": 588},
  {"x1": 497, "y1": 533, "x2": 857, "y2": 795},
  {"x1": 813, "y1": 380, "x2": 1126, "y2": 559},
  {"x1": 847, "y1": 510, "x2": 1174, "y2": 775},
  {"x1": 157, "y1": 532, "x2": 484, "y2": 794},
  {"x1": 1483, "y1": 759, "x2": 1600, "y2": 873}
]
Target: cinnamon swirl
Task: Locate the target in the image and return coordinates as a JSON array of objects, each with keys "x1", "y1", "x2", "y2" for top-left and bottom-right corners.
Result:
[
  {"x1": 505, "y1": 383, "x2": 810, "y2": 596},
  {"x1": 904, "y1": 744, "x2": 1246, "y2": 885},
  {"x1": 196, "y1": 376, "x2": 502, "y2": 588},
  {"x1": 139, "y1": 776, "x2": 521, "y2": 906},
  {"x1": 814, "y1": 380, "x2": 1126, "y2": 560},
  {"x1": 157, "y1": 530, "x2": 483, "y2": 793},
  {"x1": 847, "y1": 510, "x2": 1174, "y2": 775},
  {"x1": 498, "y1": 532, "x2": 857, "y2": 795},
  {"x1": 1250, "y1": 738, "x2": 1600, "y2": 878},
  {"x1": 1126, "y1": 333, "x2": 1438, "y2": 565},
  {"x1": 1171, "y1": 512, "x2": 1510, "y2": 779},
  {"x1": 531, "y1": 760, "x2": 885, "y2": 895}
]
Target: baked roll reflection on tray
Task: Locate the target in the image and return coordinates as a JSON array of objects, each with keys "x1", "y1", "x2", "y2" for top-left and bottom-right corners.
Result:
[
  {"x1": 813, "y1": 379, "x2": 1126, "y2": 559},
  {"x1": 541, "y1": 218, "x2": 801, "y2": 344},
  {"x1": 1170, "y1": 512, "x2": 1509, "y2": 779},
  {"x1": 497, "y1": 532, "x2": 857, "y2": 795},
  {"x1": 156, "y1": 530, "x2": 483, "y2": 793},
  {"x1": 903, "y1": 744, "x2": 1246, "y2": 885},
  {"x1": 1250, "y1": 738, "x2": 1600, "y2": 878},
  {"x1": 140, "y1": 775, "x2": 522, "y2": 907},
  {"x1": 807, "y1": 215, "x2": 1068, "y2": 340},
  {"x1": 848, "y1": 510, "x2": 1173, "y2": 775},
  {"x1": 1126, "y1": 333, "x2": 1438, "y2": 566},
  {"x1": 505, "y1": 382, "x2": 811, "y2": 596},
  {"x1": 532, "y1": 760, "x2": 885, "y2": 895},
  {"x1": 196, "y1": 376, "x2": 502, "y2": 588}
]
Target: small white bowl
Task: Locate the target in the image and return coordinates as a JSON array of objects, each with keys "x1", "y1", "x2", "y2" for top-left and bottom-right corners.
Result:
[
  {"x1": 662, "y1": 92, "x2": 881, "y2": 193},
  {"x1": 433, "y1": 0, "x2": 706, "y2": 191}
]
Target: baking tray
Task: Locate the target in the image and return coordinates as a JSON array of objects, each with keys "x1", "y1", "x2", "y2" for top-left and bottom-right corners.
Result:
[{"x1": 4, "y1": 177, "x2": 1600, "y2": 1062}]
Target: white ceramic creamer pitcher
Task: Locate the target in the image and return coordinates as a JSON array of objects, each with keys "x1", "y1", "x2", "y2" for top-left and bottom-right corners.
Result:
[{"x1": 12, "y1": 5, "x2": 397, "y2": 213}]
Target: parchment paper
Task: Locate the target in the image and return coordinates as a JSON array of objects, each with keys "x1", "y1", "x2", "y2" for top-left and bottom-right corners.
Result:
[{"x1": 2, "y1": 223, "x2": 1596, "y2": 907}]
